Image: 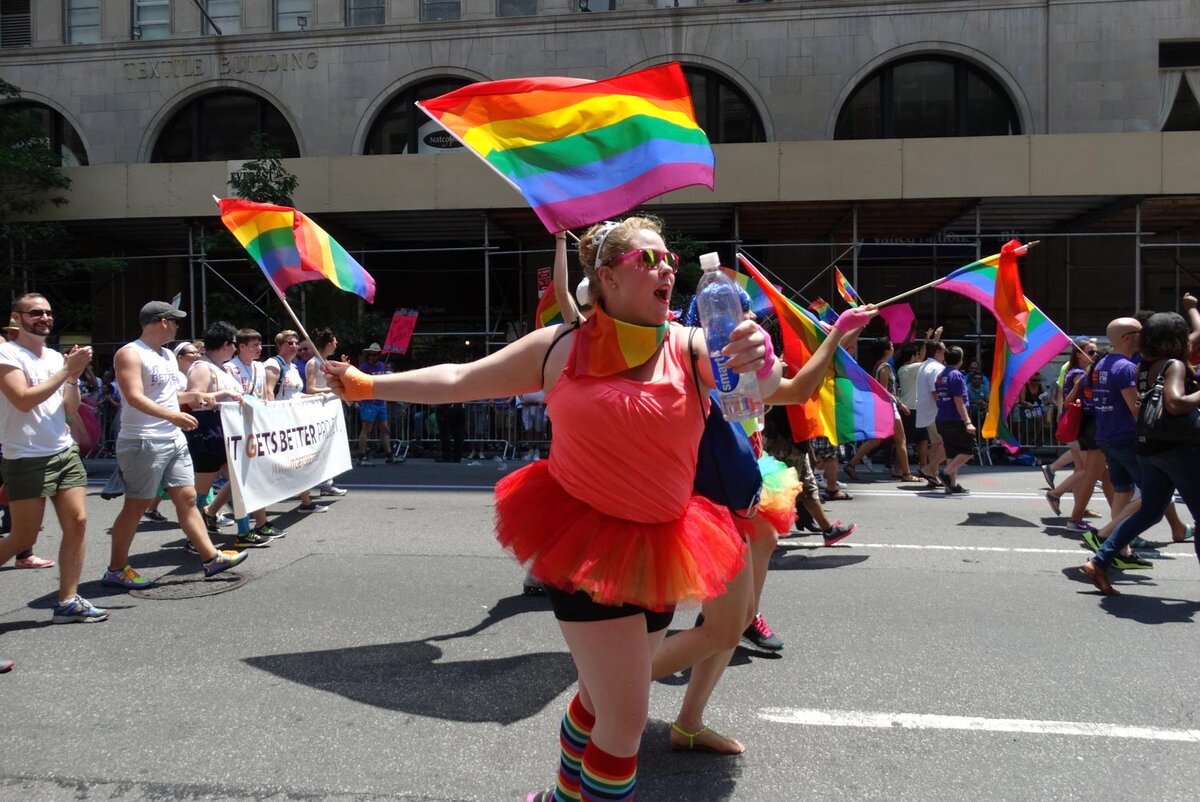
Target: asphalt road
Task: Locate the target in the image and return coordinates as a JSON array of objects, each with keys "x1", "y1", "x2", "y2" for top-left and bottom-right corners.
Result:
[{"x1": 1, "y1": 458, "x2": 1198, "y2": 801}]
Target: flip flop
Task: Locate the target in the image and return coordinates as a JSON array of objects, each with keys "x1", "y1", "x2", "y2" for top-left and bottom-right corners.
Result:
[
  {"x1": 1175, "y1": 524, "x2": 1195, "y2": 543},
  {"x1": 670, "y1": 723, "x2": 746, "y2": 755},
  {"x1": 844, "y1": 464, "x2": 858, "y2": 481}
]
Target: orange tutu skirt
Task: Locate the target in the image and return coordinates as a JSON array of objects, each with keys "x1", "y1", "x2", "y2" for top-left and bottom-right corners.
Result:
[
  {"x1": 733, "y1": 455, "x2": 801, "y2": 541},
  {"x1": 495, "y1": 461, "x2": 745, "y2": 611}
]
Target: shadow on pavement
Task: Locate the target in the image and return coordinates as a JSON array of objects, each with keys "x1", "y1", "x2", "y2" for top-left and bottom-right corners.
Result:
[
  {"x1": 959, "y1": 511, "x2": 1038, "y2": 528},
  {"x1": 1099, "y1": 595, "x2": 1200, "y2": 624},
  {"x1": 637, "y1": 719, "x2": 741, "y2": 800},
  {"x1": 768, "y1": 550, "x2": 870, "y2": 571},
  {"x1": 244, "y1": 593, "x2": 575, "y2": 724}
]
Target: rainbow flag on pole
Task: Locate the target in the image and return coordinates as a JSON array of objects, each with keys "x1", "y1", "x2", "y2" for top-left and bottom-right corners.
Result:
[
  {"x1": 738, "y1": 255, "x2": 893, "y2": 445},
  {"x1": 833, "y1": 267, "x2": 860, "y2": 307},
  {"x1": 982, "y1": 297, "x2": 1071, "y2": 443},
  {"x1": 217, "y1": 198, "x2": 376, "y2": 303},
  {"x1": 721, "y1": 267, "x2": 773, "y2": 318},
  {"x1": 935, "y1": 241, "x2": 1032, "y2": 353},
  {"x1": 416, "y1": 63, "x2": 714, "y2": 232},
  {"x1": 534, "y1": 281, "x2": 564, "y2": 328},
  {"x1": 808, "y1": 297, "x2": 838, "y2": 326}
]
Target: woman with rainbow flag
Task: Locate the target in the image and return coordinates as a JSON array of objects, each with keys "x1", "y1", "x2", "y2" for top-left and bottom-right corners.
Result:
[{"x1": 322, "y1": 216, "x2": 780, "y2": 802}]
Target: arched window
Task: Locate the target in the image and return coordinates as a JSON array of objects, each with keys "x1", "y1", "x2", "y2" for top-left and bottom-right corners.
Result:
[
  {"x1": 363, "y1": 77, "x2": 472, "y2": 155},
  {"x1": 151, "y1": 91, "x2": 299, "y2": 162},
  {"x1": 835, "y1": 56, "x2": 1020, "y2": 139},
  {"x1": 682, "y1": 66, "x2": 765, "y2": 144},
  {"x1": 1, "y1": 101, "x2": 89, "y2": 166}
]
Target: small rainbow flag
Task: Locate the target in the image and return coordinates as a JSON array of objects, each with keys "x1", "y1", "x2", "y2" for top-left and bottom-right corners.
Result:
[
  {"x1": 721, "y1": 267, "x2": 773, "y2": 318},
  {"x1": 935, "y1": 241, "x2": 1032, "y2": 353},
  {"x1": 833, "y1": 268, "x2": 860, "y2": 307},
  {"x1": 416, "y1": 63, "x2": 714, "y2": 232},
  {"x1": 982, "y1": 297, "x2": 1071, "y2": 442},
  {"x1": 808, "y1": 297, "x2": 838, "y2": 326},
  {"x1": 217, "y1": 199, "x2": 375, "y2": 303},
  {"x1": 535, "y1": 281, "x2": 563, "y2": 329},
  {"x1": 738, "y1": 255, "x2": 893, "y2": 446}
]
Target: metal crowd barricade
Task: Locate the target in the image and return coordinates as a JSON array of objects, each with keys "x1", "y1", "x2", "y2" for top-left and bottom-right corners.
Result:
[
  {"x1": 1008, "y1": 403, "x2": 1057, "y2": 451},
  {"x1": 344, "y1": 399, "x2": 550, "y2": 461}
]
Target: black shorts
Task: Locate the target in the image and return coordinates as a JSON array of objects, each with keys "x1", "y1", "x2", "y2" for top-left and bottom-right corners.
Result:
[
  {"x1": 184, "y1": 410, "x2": 227, "y2": 473},
  {"x1": 1077, "y1": 412, "x2": 1097, "y2": 451},
  {"x1": 544, "y1": 586, "x2": 675, "y2": 633},
  {"x1": 901, "y1": 409, "x2": 922, "y2": 443},
  {"x1": 936, "y1": 420, "x2": 976, "y2": 459}
]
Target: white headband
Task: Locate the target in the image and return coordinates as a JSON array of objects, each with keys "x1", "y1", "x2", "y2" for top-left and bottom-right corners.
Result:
[{"x1": 591, "y1": 220, "x2": 620, "y2": 271}]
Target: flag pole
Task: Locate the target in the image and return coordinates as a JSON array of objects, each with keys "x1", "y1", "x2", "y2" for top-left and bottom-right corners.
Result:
[{"x1": 874, "y1": 241, "x2": 1040, "y2": 309}]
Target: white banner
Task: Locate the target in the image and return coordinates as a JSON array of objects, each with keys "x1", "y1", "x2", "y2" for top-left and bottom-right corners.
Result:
[{"x1": 220, "y1": 394, "x2": 352, "y2": 518}]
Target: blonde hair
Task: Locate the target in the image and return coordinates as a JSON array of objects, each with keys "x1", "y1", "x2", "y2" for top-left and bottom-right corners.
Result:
[
  {"x1": 275, "y1": 329, "x2": 298, "y2": 347},
  {"x1": 576, "y1": 215, "x2": 664, "y2": 304}
]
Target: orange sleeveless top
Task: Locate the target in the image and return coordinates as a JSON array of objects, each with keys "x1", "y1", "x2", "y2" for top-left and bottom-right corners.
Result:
[{"x1": 546, "y1": 325, "x2": 706, "y2": 523}]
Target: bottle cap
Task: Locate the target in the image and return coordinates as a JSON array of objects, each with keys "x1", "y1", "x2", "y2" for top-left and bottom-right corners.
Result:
[{"x1": 699, "y1": 252, "x2": 720, "y2": 272}]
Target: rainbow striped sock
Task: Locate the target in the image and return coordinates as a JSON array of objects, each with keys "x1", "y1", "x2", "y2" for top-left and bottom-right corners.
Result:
[
  {"x1": 554, "y1": 694, "x2": 595, "y2": 801},
  {"x1": 579, "y1": 742, "x2": 636, "y2": 801}
]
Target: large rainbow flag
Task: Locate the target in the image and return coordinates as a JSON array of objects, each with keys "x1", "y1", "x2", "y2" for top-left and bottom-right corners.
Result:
[
  {"x1": 217, "y1": 198, "x2": 376, "y2": 303},
  {"x1": 935, "y1": 240, "x2": 1031, "y2": 353},
  {"x1": 982, "y1": 297, "x2": 1071, "y2": 442},
  {"x1": 737, "y1": 255, "x2": 894, "y2": 445},
  {"x1": 416, "y1": 64, "x2": 715, "y2": 232}
]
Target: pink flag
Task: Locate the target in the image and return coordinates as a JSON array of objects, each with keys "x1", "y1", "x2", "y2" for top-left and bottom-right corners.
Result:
[
  {"x1": 382, "y1": 309, "x2": 419, "y2": 355},
  {"x1": 878, "y1": 304, "x2": 916, "y2": 344}
]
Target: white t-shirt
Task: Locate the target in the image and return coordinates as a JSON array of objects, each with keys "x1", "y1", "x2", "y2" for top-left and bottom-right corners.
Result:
[
  {"x1": 915, "y1": 358, "x2": 944, "y2": 428},
  {"x1": 118, "y1": 339, "x2": 186, "y2": 442},
  {"x1": 226, "y1": 356, "x2": 265, "y2": 399},
  {"x1": 897, "y1": 362, "x2": 921, "y2": 410},
  {"x1": 0, "y1": 341, "x2": 72, "y2": 458},
  {"x1": 270, "y1": 357, "x2": 304, "y2": 401},
  {"x1": 306, "y1": 356, "x2": 330, "y2": 392}
]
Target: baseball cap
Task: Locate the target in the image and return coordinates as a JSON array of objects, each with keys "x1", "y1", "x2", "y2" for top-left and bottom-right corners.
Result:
[
  {"x1": 364, "y1": 342, "x2": 382, "y2": 353},
  {"x1": 139, "y1": 301, "x2": 187, "y2": 326}
]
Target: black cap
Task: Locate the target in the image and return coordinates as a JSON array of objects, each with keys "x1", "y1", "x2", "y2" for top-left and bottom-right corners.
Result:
[{"x1": 139, "y1": 301, "x2": 187, "y2": 326}]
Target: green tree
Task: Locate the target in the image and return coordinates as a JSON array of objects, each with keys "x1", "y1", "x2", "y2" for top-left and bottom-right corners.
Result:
[
  {"x1": 228, "y1": 131, "x2": 298, "y2": 206},
  {"x1": 0, "y1": 79, "x2": 73, "y2": 300}
]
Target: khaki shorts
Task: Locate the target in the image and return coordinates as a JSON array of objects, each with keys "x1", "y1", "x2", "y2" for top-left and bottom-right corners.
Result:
[
  {"x1": 1, "y1": 445, "x2": 88, "y2": 501},
  {"x1": 116, "y1": 437, "x2": 194, "y2": 499},
  {"x1": 924, "y1": 423, "x2": 944, "y2": 446}
]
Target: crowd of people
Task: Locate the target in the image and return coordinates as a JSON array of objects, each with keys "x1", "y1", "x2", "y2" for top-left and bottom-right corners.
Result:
[
  {"x1": 0, "y1": 296, "x2": 361, "y2": 637},
  {"x1": 4, "y1": 226, "x2": 1199, "y2": 802}
]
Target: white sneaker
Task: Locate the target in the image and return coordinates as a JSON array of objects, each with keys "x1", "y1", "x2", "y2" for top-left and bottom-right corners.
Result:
[{"x1": 358, "y1": 457, "x2": 373, "y2": 467}]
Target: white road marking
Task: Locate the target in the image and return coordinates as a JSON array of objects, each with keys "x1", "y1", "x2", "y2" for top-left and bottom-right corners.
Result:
[
  {"x1": 759, "y1": 708, "x2": 1200, "y2": 742},
  {"x1": 781, "y1": 541, "x2": 1189, "y2": 558}
]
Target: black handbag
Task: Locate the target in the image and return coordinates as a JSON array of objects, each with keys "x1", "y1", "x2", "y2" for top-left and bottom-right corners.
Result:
[
  {"x1": 688, "y1": 330, "x2": 763, "y2": 516},
  {"x1": 1136, "y1": 359, "x2": 1200, "y2": 444}
]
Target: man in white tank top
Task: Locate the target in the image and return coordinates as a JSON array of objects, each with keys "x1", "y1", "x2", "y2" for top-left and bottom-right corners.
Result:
[
  {"x1": 106, "y1": 302, "x2": 248, "y2": 588},
  {"x1": 0, "y1": 292, "x2": 108, "y2": 626}
]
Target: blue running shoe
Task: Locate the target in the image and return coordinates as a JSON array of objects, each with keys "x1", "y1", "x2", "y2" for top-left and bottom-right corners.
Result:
[{"x1": 52, "y1": 595, "x2": 110, "y2": 624}]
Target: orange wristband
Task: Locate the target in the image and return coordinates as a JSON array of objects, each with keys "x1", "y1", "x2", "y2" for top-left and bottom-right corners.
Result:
[{"x1": 341, "y1": 367, "x2": 376, "y2": 402}]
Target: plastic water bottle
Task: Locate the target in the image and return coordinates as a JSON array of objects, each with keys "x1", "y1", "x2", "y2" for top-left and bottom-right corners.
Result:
[{"x1": 695, "y1": 252, "x2": 764, "y2": 422}]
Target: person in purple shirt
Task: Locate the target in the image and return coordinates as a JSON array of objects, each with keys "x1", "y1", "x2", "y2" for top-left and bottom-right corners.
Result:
[
  {"x1": 1090, "y1": 318, "x2": 1143, "y2": 521},
  {"x1": 933, "y1": 346, "x2": 975, "y2": 495}
]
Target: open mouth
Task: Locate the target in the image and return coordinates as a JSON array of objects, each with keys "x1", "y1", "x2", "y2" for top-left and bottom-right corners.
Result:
[{"x1": 654, "y1": 285, "x2": 671, "y2": 304}]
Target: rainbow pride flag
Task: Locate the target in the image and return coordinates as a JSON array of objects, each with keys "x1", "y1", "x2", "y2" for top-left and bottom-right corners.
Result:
[
  {"x1": 982, "y1": 298, "x2": 1071, "y2": 442},
  {"x1": 808, "y1": 297, "x2": 838, "y2": 326},
  {"x1": 738, "y1": 255, "x2": 894, "y2": 445},
  {"x1": 217, "y1": 199, "x2": 376, "y2": 303},
  {"x1": 833, "y1": 268, "x2": 860, "y2": 307},
  {"x1": 416, "y1": 64, "x2": 714, "y2": 232},
  {"x1": 721, "y1": 267, "x2": 773, "y2": 318},
  {"x1": 935, "y1": 241, "x2": 1032, "y2": 353},
  {"x1": 535, "y1": 281, "x2": 563, "y2": 329}
]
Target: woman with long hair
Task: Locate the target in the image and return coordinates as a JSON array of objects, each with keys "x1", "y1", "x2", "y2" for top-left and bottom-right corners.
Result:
[{"x1": 1081, "y1": 312, "x2": 1200, "y2": 594}]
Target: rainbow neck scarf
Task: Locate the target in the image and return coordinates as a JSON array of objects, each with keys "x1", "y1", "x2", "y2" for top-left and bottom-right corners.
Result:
[{"x1": 572, "y1": 304, "x2": 669, "y2": 378}]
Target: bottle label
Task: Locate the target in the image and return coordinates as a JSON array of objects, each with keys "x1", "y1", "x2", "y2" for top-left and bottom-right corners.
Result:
[{"x1": 709, "y1": 353, "x2": 740, "y2": 393}]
